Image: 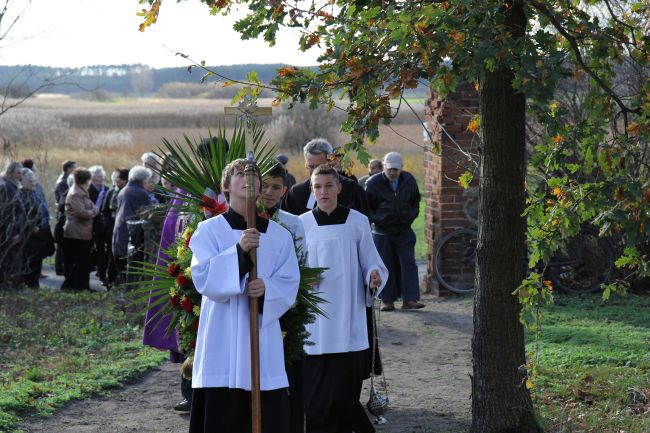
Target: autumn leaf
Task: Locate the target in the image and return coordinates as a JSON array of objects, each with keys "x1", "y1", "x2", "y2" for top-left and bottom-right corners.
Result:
[
  {"x1": 306, "y1": 33, "x2": 321, "y2": 49},
  {"x1": 626, "y1": 121, "x2": 640, "y2": 136},
  {"x1": 449, "y1": 31, "x2": 465, "y2": 45},
  {"x1": 551, "y1": 134, "x2": 564, "y2": 145},
  {"x1": 277, "y1": 66, "x2": 299, "y2": 78},
  {"x1": 542, "y1": 280, "x2": 553, "y2": 291},
  {"x1": 467, "y1": 115, "x2": 480, "y2": 134},
  {"x1": 137, "y1": 0, "x2": 161, "y2": 32}
]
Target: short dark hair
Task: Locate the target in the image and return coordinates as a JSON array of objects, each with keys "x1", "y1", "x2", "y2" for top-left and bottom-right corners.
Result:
[
  {"x1": 72, "y1": 167, "x2": 92, "y2": 185},
  {"x1": 62, "y1": 160, "x2": 76, "y2": 173},
  {"x1": 21, "y1": 159, "x2": 34, "y2": 170},
  {"x1": 265, "y1": 163, "x2": 288, "y2": 185},
  {"x1": 198, "y1": 137, "x2": 230, "y2": 162},
  {"x1": 115, "y1": 168, "x2": 130, "y2": 181},
  {"x1": 311, "y1": 164, "x2": 340, "y2": 184}
]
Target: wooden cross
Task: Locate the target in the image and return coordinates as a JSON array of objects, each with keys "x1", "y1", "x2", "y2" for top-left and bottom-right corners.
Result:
[
  {"x1": 224, "y1": 95, "x2": 272, "y2": 131},
  {"x1": 224, "y1": 95, "x2": 271, "y2": 433}
]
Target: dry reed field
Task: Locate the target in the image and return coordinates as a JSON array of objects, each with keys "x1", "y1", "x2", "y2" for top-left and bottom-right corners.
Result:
[{"x1": 0, "y1": 95, "x2": 428, "y2": 206}]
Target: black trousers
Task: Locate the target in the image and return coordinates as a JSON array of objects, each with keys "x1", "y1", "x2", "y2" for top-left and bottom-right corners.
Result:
[
  {"x1": 189, "y1": 387, "x2": 290, "y2": 433},
  {"x1": 92, "y1": 230, "x2": 110, "y2": 281},
  {"x1": 303, "y1": 352, "x2": 375, "y2": 433},
  {"x1": 61, "y1": 238, "x2": 92, "y2": 290},
  {"x1": 22, "y1": 258, "x2": 42, "y2": 288},
  {"x1": 287, "y1": 359, "x2": 305, "y2": 433},
  {"x1": 373, "y1": 229, "x2": 420, "y2": 302}
]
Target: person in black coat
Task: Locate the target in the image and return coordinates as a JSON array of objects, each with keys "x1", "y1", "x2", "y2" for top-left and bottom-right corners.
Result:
[
  {"x1": 53, "y1": 160, "x2": 77, "y2": 276},
  {"x1": 88, "y1": 166, "x2": 109, "y2": 284},
  {"x1": 101, "y1": 168, "x2": 129, "y2": 288},
  {"x1": 20, "y1": 169, "x2": 55, "y2": 288},
  {"x1": 281, "y1": 138, "x2": 368, "y2": 216},
  {"x1": 365, "y1": 152, "x2": 424, "y2": 311}
]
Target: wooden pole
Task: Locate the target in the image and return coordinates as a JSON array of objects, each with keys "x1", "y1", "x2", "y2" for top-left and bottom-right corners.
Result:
[{"x1": 244, "y1": 150, "x2": 262, "y2": 433}]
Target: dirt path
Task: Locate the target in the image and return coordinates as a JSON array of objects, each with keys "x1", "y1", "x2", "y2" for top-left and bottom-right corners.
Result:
[{"x1": 21, "y1": 267, "x2": 472, "y2": 433}]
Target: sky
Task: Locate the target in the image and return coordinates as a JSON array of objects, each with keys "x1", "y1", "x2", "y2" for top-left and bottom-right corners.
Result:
[{"x1": 0, "y1": 0, "x2": 322, "y2": 68}]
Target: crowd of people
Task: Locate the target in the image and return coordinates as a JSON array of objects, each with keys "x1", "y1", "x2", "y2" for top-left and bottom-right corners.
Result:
[
  {"x1": 0, "y1": 153, "x2": 165, "y2": 291},
  {"x1": 0, "y1": 137, "x2": 423, "y2": 433}
]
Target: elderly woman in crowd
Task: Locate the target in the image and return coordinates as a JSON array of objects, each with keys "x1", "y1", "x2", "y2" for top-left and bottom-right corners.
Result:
[
  {"x1": 112, "y1": 165, "x2": 153, "y2": 285},
  {"x1": 0, "y1": 161, "x2": 27, "y2": 285},
  {"x1": 61, "y1": 167, "x2": 99, "y2": 291},
  {"x1": 20, "y1": 168, "x2": 54, "y2": 288}
]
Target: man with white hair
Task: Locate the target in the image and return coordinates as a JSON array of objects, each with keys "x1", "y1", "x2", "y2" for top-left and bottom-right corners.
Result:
[
  {"x1": 141, "y1": 151, "x2": 168, "y2": 203},
  {"x1": 112, "y1": 165, "x2": 153, "y2": 284},
  {"x1": 281, "y1": 138, "x2": 368, "y2": 216},
  {"x1": 365, "y1": 152, "x2": 423, "y2": 311}
]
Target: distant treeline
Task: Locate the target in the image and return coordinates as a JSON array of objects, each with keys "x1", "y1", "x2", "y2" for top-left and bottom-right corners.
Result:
[
  {"x1": 0, "y1": 63, "x2": 429, "y2": 98},
  {"x1": 0, "y1": 63, "x2": 294, "y2": 95}
]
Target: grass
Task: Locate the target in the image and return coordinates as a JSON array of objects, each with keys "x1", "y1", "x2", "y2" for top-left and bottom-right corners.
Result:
[
  {"x1": 0, "y1": 288, "x2": 168, "y2": 433},
  {"x1": 529, "y1": 293, "x2": 650, "y2": 433},
  {"x1": 413, "y1": 199, "x2": 427, "y2": 260}
]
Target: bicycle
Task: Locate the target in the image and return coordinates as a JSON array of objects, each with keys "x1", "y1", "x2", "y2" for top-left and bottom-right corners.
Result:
[{"x1": 433, "y1": 225, "x2": 615, "y2": 294}]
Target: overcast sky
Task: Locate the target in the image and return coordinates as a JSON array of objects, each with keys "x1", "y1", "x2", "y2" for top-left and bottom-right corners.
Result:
[{"x1": 0, "y1": 0, "x2": 321, "y2": 68}]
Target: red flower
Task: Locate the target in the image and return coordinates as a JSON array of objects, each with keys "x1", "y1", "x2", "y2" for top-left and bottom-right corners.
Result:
[
  {"x1": 185, "y1": 236, "x2": 191, "y2": 248},
  {"x1": 170, "y1": 294, "x2": 180, "y2": 307},
  {"x1": 177, "y1": 275, "x2": 188, "y2": 288},
  {"x1": 168, "y1": 263, "x2": 180, "y2": 277},
  {"x1": 189, "y1": 340, "x2": 196, "y2": 349},
  {"x1": 181, "y1": 297, "x2": 193, "y2": 313},
  {"x1": 193, "y1": 320, "x2": 199, "y2": 331}
]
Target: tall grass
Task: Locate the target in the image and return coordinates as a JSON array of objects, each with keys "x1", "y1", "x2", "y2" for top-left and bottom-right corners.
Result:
[{"x1": 2, "y1": 95, "x2": 428, "y2": 207}]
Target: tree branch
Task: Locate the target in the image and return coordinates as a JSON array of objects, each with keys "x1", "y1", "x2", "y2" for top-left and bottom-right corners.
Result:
[{"x1": 531, "y1": 1, "x2": 640, "y2": 118}]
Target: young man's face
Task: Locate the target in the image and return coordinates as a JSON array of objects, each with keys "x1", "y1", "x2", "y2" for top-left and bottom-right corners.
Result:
[
  {"x1": 225, "y1": 167, "x2": 260, "y2": 201},
  {"x1": 311, "y1": 173, "x2": 341, "y2": 208},
  {"x1": 261, "y1": 176, "x2": 287, "y2": 209}
]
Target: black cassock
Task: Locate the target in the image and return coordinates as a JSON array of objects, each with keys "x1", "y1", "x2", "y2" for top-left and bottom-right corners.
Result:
[{"x1": 189, "y1": 387, "x2": 290, "y2": 433}]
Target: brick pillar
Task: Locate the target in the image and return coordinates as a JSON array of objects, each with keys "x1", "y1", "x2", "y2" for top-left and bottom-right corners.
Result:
[{"x1": 421, "y1": 82, "x2": 479, "y2": 296}]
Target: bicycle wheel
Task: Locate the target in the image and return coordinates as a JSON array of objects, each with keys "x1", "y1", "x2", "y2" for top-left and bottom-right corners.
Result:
[
  {"x1": 434, "y1": 228, "x2": 478, "y2": 294},
  {"x1": 547, "y1": 227, "x2": 615, "y2": 294}
]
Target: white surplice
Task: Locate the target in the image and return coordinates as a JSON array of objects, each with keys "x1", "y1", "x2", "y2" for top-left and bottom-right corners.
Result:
[
  {"x1": 189, "y1": 214, "x2": 300, "y2": 391},
  {"x1": 299, "y1": 207, "x2": 388, "y2": 355}
]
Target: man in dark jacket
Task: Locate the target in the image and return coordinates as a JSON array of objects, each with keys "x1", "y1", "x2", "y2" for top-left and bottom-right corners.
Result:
[
  {"x1": 281, "y1": 138, "x2": 368, "y2": 216},
  {"x1": 102, "y1": 168, "x2": 129, "y2": 288},
  {"x1": 366, "y1": 152, "x2": 423, "y2": 311},
  {"x1": 53, "y1": 160, "x2": 77, "y2": 275}
]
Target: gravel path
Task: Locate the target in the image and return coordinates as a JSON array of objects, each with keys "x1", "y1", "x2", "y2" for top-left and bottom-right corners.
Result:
[{"x1": 21, "y1": 265, "x2": 472, "y2": 433}]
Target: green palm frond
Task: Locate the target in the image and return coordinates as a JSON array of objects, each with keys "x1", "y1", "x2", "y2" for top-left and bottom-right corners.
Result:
[{"x1": 147, "y1": 121, "x2": 276, "y2": 208}]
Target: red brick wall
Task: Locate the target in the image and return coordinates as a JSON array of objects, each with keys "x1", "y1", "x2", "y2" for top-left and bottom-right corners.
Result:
[{"x1": 421, "y1": 82, "x2": 479, "y2": 295}]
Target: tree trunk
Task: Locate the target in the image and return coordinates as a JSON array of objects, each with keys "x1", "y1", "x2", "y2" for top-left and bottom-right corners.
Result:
[{"x1": 471, "y1": 1, "x2": 543, "y2": 432}]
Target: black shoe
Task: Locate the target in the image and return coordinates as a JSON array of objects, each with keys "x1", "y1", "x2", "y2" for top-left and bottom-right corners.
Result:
[{"x1": 173, "y1": 398, "x2": 191, "y2": 412}]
